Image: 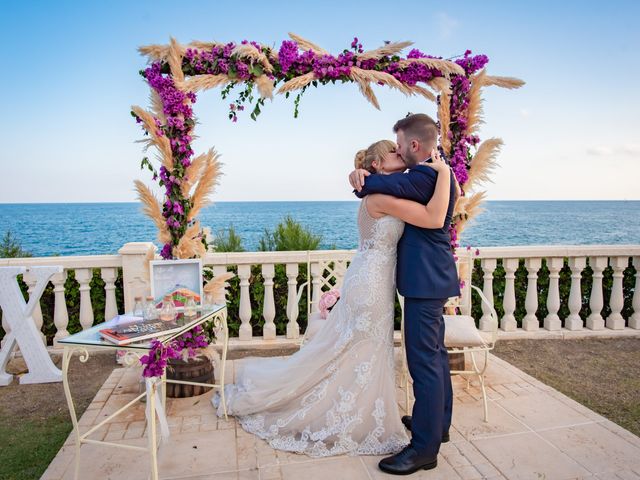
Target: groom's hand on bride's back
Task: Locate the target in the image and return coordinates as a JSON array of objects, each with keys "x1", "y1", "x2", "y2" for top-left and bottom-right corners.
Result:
[{"x1": 349, "y1": 168, "x2": 371, "y2": 192}]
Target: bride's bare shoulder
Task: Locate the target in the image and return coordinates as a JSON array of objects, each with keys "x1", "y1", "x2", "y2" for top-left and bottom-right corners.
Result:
[{"x1": 363, "y1": 195, "x2": 390, "y2": 219}]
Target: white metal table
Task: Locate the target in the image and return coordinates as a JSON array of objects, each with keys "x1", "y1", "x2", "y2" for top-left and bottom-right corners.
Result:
[{"x1": 59, "y1": 304, "x2": 228, "y2": 480}]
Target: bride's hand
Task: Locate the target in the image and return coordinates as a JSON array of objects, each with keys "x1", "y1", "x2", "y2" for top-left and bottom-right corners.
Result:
[
  {"x1": 423, "y1": 148, "x2": 448, "y2": 174},
  {"x1": 349, "y1": 168, "x2": 370, "y2": 192}
]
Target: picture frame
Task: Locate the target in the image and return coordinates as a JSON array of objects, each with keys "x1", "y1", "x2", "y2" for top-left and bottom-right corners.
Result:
[{"x1": 149, "y1": 259, "x2": 203, "y2": 306}]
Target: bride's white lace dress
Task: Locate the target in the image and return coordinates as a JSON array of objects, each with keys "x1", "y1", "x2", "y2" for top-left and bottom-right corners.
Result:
[{"x1": 212, "y1": 199, "x2": 409, "y2": 457}]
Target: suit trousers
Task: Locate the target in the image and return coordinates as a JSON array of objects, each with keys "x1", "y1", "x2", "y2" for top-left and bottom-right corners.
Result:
[{"x1": 403, "y1": 297, "x2": 453, "y2": 457}]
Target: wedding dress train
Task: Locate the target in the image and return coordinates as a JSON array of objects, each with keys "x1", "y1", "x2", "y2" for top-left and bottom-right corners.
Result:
[{"x1": 212, "y1": 200, "x2": 409, "y2": 457}]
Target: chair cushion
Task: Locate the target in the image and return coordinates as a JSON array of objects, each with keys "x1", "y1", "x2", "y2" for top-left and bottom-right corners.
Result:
[{"x1": 444, "y1": 315, "x2": 487, "y2": 348}]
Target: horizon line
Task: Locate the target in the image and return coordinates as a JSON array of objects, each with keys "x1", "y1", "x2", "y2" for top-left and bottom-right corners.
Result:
[{"x1": 1, "y1": 199, "x2": 639, "y2": 206}]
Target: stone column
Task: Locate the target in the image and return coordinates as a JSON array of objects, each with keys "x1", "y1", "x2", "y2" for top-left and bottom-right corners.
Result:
[
  {"x1": 586, "y1": 257, "x2": 606, "y2": 330},
  {"x1": 51, "y1": 271, "x2": 69, "y2": 346},
  {"x1": 522, "y1": 258, "x2": 541, "y2": 331},
  {"x1": 479, "y1": 259, "x2": 496, "y2": 331},
  {"x1": 101, "y1": 267, "x2": 119, "y2": 321},
  {"x1": 75, "y1": 268, "x2": 94, "y2": 331},
  {"x1": 237, "y1": 264, "x2": 252, "y2": 341},
  {"x1": 544, "y1": 257, "x2": 564, "y2": 331},
  {"x1": 565, "y1": 257, "x2": 586, "y2": 330},
  {"x1": 501, "y1": 259, "x2": 519, "y2": 332},
  {"x1": 262, "y1": 264, "x2": 276, "y2": 340},
  {"x1": 606, "y1": 257, "x2": 627, "y2": 330},
  {"x1": 118, "y1": 242, "x2": 156, "y2": 314},
  {"x1": 286, "y1": 263, "x2": 300, "y2": 339}
]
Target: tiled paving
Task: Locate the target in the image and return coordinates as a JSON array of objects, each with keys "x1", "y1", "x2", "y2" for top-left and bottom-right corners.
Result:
[{"x1": 41, "y1": 350, "x2": 640, "y2": 480}]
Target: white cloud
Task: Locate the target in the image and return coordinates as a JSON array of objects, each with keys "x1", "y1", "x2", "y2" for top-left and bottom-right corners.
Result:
[
  {"x1": 621, "y1": 144, "x2": 640, "y2": 155},
  {"x1": 586, "y1": 146, "x2": 614, "y2": 156},
  {"x1": 436, "y1": 12, "x2": 459, "y2": 39},
  {"x1": 586, "y1": 145, "x2": 640, "y2": 157},
  {"x1": 519, "y1": 108, "x2": 531, "y2": 118}
]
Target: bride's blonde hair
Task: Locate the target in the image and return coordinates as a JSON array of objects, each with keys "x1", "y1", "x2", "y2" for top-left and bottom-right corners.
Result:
[{"x1": 354, "y1": 140, "x2": 396, "y2": 173}]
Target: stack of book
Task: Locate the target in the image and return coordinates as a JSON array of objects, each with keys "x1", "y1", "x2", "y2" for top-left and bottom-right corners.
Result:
[{"x1": 99, "y1": 314, "x2": 201, "y2": 346}]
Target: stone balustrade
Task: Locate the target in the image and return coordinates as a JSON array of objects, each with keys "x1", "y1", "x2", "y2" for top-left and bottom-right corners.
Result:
[{"x1": 1, "y1": 243, "x2": 638, "y2": 348}]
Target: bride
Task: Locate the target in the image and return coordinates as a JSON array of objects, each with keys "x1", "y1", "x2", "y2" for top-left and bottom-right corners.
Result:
[{"x1": 212, "y1": 140, "x2": 452, "y2": 457}]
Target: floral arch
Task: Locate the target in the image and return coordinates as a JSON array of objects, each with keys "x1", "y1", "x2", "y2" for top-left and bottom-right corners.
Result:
[{"x1": 131, "y1": 33, "x2": 524, "y2": 260}]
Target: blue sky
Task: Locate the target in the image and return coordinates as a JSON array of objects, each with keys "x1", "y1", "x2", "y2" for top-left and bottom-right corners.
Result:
[{"x1": 0, "y1": 0, "x2": 638, "y2": 202}]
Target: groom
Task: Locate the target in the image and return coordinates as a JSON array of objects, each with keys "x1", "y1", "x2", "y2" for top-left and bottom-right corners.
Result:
[{"x1": 348, "y1": 113, "x2": 460, "y2": 474}]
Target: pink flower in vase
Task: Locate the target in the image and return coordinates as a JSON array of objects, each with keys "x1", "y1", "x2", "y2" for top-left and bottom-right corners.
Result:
[{"x1": 318, "y1": 289, "x2": 341, "y2": 319}]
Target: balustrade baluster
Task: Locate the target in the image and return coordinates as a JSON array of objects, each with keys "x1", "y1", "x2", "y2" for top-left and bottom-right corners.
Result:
[
  {"x1": 101, "y1": 268, "x2": 118, "y2": 321},
  {"x1": 565, "y1": 257, "x2": 586, "y2": 330},
  {"x1": 586, "y1": 257, "x2": 606, "y2": 330},
  {"x1": 544, "y1": 257, "x2": 564, "y2": 330},
  {"x1": 285, "y1": 263, "x2": 300, "y2": 339},
  {"x1": 76, "y1": 269, "x2": 94, "y2": 331},
  {"x1": 501, "y1": 259, "x2": 518, "y2": 331},
  {"x1": 238, "y1": 265, "x2": 252, "y2": 341},
  {"x1": 606, "y1": 257, "x2": 627, "y2": 330},
  {"x1": 522, "y1": 258, "x2": 541, "y2": 331},
  {"x1": 479, "y1": 259, "x2": 496, "y2": 331},
  {"x1": 262, "y1": 264, "x2": 276, "y2": 340},
  {"x1": 52, "y1": 271, "x2": 69, "y2": 345}
]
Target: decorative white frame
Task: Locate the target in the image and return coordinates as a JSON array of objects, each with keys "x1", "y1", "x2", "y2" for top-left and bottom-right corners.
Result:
[{"x1": 149, "y1": 259, "x2": 203, "y2": 304}]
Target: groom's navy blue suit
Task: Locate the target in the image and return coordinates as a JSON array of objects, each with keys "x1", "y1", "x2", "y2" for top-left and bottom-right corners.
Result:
[{"x1": 355, "y1": 163, "x2": 460, "y2": 457}]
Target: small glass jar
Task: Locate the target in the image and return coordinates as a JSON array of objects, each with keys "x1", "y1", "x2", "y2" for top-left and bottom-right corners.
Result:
[
  {"x1": 184, "y1": 293, "x2": 197, "y2": 318},
  {"x1": 132, "y1": 296, "x2": 144, "y2": 317},
  {"x1": 143, "y1": 296, "x2": 158, "y2": 320},
  {"x1": 159, "y1": 294, "x2": 176, "y2": 322}
]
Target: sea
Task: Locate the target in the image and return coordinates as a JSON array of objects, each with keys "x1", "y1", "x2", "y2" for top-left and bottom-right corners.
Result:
[{"x1": 0, "y1": 201, "x2": 638, "y2": 257}]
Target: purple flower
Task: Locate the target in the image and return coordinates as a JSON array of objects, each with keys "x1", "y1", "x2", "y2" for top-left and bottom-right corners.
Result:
[
  {"x1": 278, "y1": 40, "x2": 299, "y2": 72},
  {"x1": 160, "y1": 243, "x2": 172, "y2": 259}
]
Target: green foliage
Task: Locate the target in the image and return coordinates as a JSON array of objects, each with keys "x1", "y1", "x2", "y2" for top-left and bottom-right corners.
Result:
[
  {"x1": 258, "y1": 215, "x2": 322, "y2": 252},
  {"x1": 213, "y1": 225, "x2": 245, "y2": 252},
  {"x1": 0, "y1": 230, "x2": 32, "y2": 258}
]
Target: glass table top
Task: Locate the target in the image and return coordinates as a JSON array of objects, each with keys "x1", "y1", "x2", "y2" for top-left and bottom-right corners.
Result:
[{"x1": 58, "y1": 304, "x2": 226, "y2": 350}]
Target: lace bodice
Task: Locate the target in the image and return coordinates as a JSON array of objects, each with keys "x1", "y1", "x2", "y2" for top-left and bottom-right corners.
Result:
[{"x1": 357, "y1": 198, "x2": 405, "y2": 252}]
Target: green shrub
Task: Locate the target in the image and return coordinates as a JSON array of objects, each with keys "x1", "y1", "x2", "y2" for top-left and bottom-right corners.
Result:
[
  {"x1": 258, "y1": 216, "x2": 322, "y2": 251},
  {"x1": 213, "y1": 225, "x2": 245, "y2": 253},
  {"x1": 0, "y1": 231, "x2": 32, "y2": 258}
]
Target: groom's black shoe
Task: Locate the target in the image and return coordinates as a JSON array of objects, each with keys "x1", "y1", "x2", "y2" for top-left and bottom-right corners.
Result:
[
  {"x1": 401, "y1": 416, "x2": 450, "y2": 443},
  {"x1": 378, "y1": 444, "x2": 437, "y2": 475}
]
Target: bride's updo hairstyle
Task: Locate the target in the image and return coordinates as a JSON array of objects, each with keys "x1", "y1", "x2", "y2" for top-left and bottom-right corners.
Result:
[{"x1": 354, "y1": 140, "x2": 396, "y2": 174}]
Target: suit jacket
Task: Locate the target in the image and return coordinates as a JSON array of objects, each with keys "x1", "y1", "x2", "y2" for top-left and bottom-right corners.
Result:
[{"x1": 355, "y1": 165, "x2": 460, "y2": 299}]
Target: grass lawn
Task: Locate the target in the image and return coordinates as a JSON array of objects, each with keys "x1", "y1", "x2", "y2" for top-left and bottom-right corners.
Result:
[
  {"x1": 493, "y1": 337, "x2": 640, "y2": 437},
  {"x1": 0, "y1": 352, "x2": 118, "y2": 480}
]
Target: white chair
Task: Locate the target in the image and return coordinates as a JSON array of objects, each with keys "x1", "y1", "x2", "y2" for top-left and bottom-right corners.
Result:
[{"x1": 398, "y1": 251, "x2": 499, "y2": 422}]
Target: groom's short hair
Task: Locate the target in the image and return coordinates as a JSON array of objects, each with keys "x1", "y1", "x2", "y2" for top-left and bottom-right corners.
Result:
[{"x1": 393, "y1": 113, "x2": 439, "y2": 146}]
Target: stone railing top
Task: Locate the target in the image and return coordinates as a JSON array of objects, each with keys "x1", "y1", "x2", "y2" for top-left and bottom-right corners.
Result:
[
  {"x1": 0, "y1": 245, "x2": 638, "y2": 267},
  {"x1": 0, "y1": 255, "x2": 122, "y2": 269},
  {"x1": 202, "y1": 249, "x2": 357, "y2": 265},
  {"x1": 473, "y1": 245, "x2": 640, "y2": 259}
]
